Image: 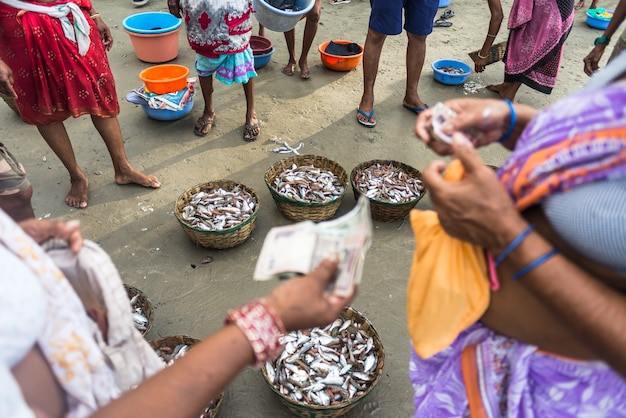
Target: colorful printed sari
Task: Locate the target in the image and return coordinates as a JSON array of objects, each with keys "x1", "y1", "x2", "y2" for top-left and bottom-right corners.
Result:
[
  {"x1": 504, "y1": 0, "x2": 575, "y2": 94},
  {"x1": 0, "y1": 0, "x2": 119, "y2": 125},
  {"x1": 409, "y1": 75, "x2": 626, "y2": 416}
]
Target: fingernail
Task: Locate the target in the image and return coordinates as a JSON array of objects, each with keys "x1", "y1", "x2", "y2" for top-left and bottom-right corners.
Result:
[{"x1": 66, "y1": 220, "x2": 80, "y2": 228}]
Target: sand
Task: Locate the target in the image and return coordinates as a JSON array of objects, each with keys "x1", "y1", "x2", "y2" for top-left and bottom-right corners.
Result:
[{"x1": 0, "y1": 0, "x2": 615, "y2": 416}]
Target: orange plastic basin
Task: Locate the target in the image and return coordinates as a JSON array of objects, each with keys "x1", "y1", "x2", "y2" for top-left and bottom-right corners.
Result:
[
  {"x1": 318, "y1": 40, "x2": 363, "y2": 72},
  {"x1": 139, "y1": 64, "x2": 190, "y2": 95}
]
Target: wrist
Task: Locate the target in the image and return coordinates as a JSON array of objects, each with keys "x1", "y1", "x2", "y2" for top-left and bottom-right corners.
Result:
[{"x1": 594, "y1": 35, "x2": 611, "y2": 46}]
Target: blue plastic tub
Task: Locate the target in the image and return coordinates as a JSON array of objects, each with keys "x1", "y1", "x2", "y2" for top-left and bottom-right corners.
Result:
[
  {"x1": 432, "y1": 59, "x2": 471, "y2": 85},
  {"x1": 438, "y1": 0, "x2": 451, "y2": 8},
  {"x1": 254, "y1": 47, "x2": 274, "y2": 69},
  {"x1": 122, "y1": 12, "x2": 182, "y2": 34},
  {"x1": 253, "y1": 0, "x2": 315, "y2": 32},
  {"x1": 586, "y1": 8, "x2": 613, "y2": 30},
  {"x1": 141, "y1": 96, "x2": 194, "y2": 121}
]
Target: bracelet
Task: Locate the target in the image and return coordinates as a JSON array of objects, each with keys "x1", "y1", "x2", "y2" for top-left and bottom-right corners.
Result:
[
  {"x1": 498, "y1": 99, "x2": 516, "y2": 143},
  {"x1": 224, "y1": 298, "x2": 285, "y2": 367},
  {"x1": 486, "y1": 33, "x2": 497, "y2": 38},
  {"x1": 477, "y1": 51, "x2": 488, "y2": 59},
  {"x1": 494, "y1": 224, "x2": 535, "y2": 266},
  {"x1": 512, "y1": 248, "x2": 560, "y2": 280},
  {"x1": 90, "y1": 13, "x2": 101, "y2": 20}
]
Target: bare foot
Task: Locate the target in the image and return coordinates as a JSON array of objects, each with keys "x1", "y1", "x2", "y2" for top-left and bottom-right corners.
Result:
[
  {"x1": 299, "y1": 60, "x2": 311, "y2": 79},
  {"x1": 66, "y1": 176, "x2": 89, "y2": 208},
  {"x1": 282, "y1": 62, "x2": 296, "y2": 76},
  {"x1": 115, "y1": 168, "x2": 161, "y2": 189},
  {"x1": 486, "y1": 83, "x2": 516, "y2": 101},
  {"x1": 574, "y1": 0, "x2": 585, "y2": 9}
]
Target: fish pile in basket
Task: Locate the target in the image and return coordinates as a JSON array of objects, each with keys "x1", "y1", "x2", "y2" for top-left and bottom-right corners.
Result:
[
  {"x1": 129, "y1": 292, "x2": 150, "y2": 334},
  {"x1": 180, "y1": 185, "x2": 256, "y2": 231},
  {"x1": 264, "y1": 316, "x2": 379, "y2": 407},
  {"x1": 273, "y1": 164, "x2": 345, "y2": 204},
  {"x1": 353, "y1": 162, "x2": 424, "y2": 203}
]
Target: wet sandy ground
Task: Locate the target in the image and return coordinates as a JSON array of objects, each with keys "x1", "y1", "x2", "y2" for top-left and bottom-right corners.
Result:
[{"x1": 0, "y1": 0, "x2": 609, "y2": 415}]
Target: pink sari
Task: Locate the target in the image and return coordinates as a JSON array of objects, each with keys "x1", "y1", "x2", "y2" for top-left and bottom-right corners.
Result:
[{"x1": 504, "y1": 0, "x2": 574, "y2": 94}]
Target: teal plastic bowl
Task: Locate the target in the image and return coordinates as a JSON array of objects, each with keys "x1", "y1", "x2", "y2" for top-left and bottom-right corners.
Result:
[
  {"x1": 254, "y1": 47, "x2": 274, "y2": 69},
  {"x1": 432, "y1": 59, "x2": 471, "y2": 85},
  {"x1": 586, "y1": 8, "x2": 613, "y2": 30},
  {"x1": 122, "y1": 12, "x2": 182, "y2": 34}
]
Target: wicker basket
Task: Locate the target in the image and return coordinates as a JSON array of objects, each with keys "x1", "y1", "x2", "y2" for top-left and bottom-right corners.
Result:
[
  {"x1": 124, "y1": 284, "x2": 154, "y2": 336},
  {"x1": 0, "y1": 92, "x2": 19, "y2": 114},
  {"x1": 264, "y1": 154, "x2": 348, "y2": 222},
  {"x1": 261, "y1": 306, "x2": 385, "y2": 418},
  {"x1": 468, "y1": 40, "x2": 507, "y2": 66},
  {"x1": 174, "y1": 180, "x2": 259, "y2": 249},
  {"x1": 351, "y1": 160, "x2": 427, "y2": 222},
  {"x1": 149, "y1": 336, "x2": 224, "y2": 418}
]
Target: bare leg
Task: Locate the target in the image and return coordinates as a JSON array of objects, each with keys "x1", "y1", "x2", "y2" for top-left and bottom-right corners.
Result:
[
  {"x1": 37, "y1": 123, "x2": 89, "y2": 208},
  {"x1": 90, "y1": 115, "x2": 161, "y2": 188},
  {"x1": 486, "y1": 81, "x2": 522, "y2": 101},
  {"x1": 282, "y1": 29, "x2": 297, "y2": 76},
  {"x1": 242, "y1": 79, "x2": 259, "y2": 141},
  {"x1": 298, "y1": 0, "x2": 322, "y2": 79},
  {"x1": 574, "y1": 0, "x2": 585, "y2": 9},
  {"x1": 403, "y1": 32, "x2": 429, "y2": 110},
  {"x1": 195, "y1": 75, "x2": 216, "y2": 136},
  {"x1": 0, "y1": 185, "x2": 35, "y2": 222},
  {"x1": 357, "y1": 28, "x2": 387, "y2": 125},
  {"x1": 258, "y1": 24, "x2": 265, "y2": 37}
]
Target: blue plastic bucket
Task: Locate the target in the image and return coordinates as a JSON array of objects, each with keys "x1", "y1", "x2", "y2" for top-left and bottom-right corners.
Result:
[
  {"x1": 122, "y1": 12, "x2": 182, "y2": 34},
  {"x1": 254, "y1": 47, "x2": 275, "y2": 69},
  {"x1": 438, "y1": 0, "x2": 451, "y2": 8},
  {"x1": 253, "y1": 0, "x2": 315, "y2": 32},
  {"x1": 141, "y1": 96, "x2": 194, "y2": 121}
]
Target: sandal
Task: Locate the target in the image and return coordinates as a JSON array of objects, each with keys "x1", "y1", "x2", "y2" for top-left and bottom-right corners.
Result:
[
  {"x1": 433, "y1": 19, "x2": 453, "y2": 28},
  {"x1": 243, "y1": 123, "x2": 260, "y2": 142},
  {"x1": 439, "y1": 9, "x2": 454, "y2": 19},
  {"x1": 194, "y1": 114, "x2": 215, "y2": 137}
]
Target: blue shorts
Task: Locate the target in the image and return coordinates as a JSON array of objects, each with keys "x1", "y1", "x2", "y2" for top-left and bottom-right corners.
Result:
[{"x1": 369, "y1": 0, "x2": 439, "y2": 36}]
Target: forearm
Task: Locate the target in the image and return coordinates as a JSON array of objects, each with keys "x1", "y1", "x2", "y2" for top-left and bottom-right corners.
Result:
[
  {"x1": 91, "y1": 325, "x2": 254, "y2": 418},
  {"x1": 500, "y1": 102, "x2": 538, "y2": 150},
  {"x1": 479, "y1": 0, "x2": 503, "y2": 55},
  {"x1": 500, "y1": 228, "x2": 626, "y2": 377}
]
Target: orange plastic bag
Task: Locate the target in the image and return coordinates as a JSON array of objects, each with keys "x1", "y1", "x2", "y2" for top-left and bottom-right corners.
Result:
[{"x1": 406, "y1": 159, "x2": 490, "y2": 359}]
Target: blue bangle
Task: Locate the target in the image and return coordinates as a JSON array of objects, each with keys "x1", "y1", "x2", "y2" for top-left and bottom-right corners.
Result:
[
  {"x1": 512, "y1": 248, "x2": 560, "y2": 281},
  {"x1": 498, "y1": 99, "x2": 516, "y2": 143},
  {"x1": 494, "y1": 224, "x2": 535, "y2": 266}
]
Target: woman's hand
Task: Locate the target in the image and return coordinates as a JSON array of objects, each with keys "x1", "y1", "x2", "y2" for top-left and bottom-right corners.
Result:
[
  {"x1": 471, "y1": 55, "x2": 489, "y2": 73},
  {"x1": 94, "y1": 18, "x2": 113, "y2": 51},
  {"x1": 168, "y1": 0, "x2": 182, "y2": 18},
  {"x1": 415, "y1": 98, "x2": 514, "y2": 154},
  {"x1": 0, "y1": 59, "x2": 17, "y2": 99},
  {"x1": 583, "y1": 44, "x2": 606, "y2": 76},
  {"x1": 266, "y1": 259, "x2": 356, "y2": 331},
  {"x1": 18, "y1": 218, "x2": 83, "y2": 253},
  {"x1": 421, "y1": 134, "x2": 527, "y2": 253}
]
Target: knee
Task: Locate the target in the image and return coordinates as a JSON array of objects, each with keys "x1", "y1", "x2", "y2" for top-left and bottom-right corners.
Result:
[
  {"x1": 0, "y1": 184, "x2": 35, "y2": 222},
  {"x1": 307, "y1": 9, "x2": 321, "y2": 24}
]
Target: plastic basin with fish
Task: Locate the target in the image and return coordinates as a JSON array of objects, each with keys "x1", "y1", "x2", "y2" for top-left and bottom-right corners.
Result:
[
  {"x1": 318, "y1": 40, "x2": 363, "y2": 71},
  {"x1": 586, "y1": 8, "x2": 614, "y2": 30},
  {"x1": 261, "y1": 306, "x2": 385, "y2": 418},
  {"x1": 254, "y1": 47, "x2": 275, "y2": 69},
  {"x1": 253, "y1": 0, "x2": 315, "y2": 32},
  {"x1": 432, "y1": 59, "x2": 471, "y2": 85}
]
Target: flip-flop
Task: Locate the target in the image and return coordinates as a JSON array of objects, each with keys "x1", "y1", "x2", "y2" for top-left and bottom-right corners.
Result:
[
  {"x1": 330, "y1": 0, "x2": 350, "y2": 4},
  {"x1": 439, "y1": 9, "x2": 454, "y2": 19},
  {"x1": 433, "y1": 19, "x2": 453, "y2": 28},
  {"x1": 194, "y1": 114, "x2": 214, "y2": 137},
  {"x1": 243, "y1": 123, "x2": 260, "y2": 141},
  {"x1": 403, "y1": 104, "x2": 430, "y2": 115},
  {"x1": 356, "y1": 108, "x2": 376, "y2": 127}
]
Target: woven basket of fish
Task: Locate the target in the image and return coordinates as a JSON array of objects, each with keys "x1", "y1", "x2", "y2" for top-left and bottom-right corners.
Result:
[
  {"x1": 174, "y1": 180, "x2": 260, "y2": 249},
  {"x1": 261, "y1": 306, "x2": 385, "y2": 418},
  {"x1": 0, "y1": 92, "x2": 19, "y2": 114},
  {"x1": 350, "y1": 160, "x2": 426, "y2": 222},
  {"x1": 264, "y1": 154, "x2": 348, "y2": 223},
  {"x1": 124, "y1": 284, "x2": 154, "y2": 336},
  {"x1": 149, "y1": 335, "x2": 224, "y2": 418}
]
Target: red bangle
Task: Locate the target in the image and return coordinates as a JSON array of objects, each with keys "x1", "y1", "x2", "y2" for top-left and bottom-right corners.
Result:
[{"x1": 224, "y1": 298, "x2": 285, "y2": 367}]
